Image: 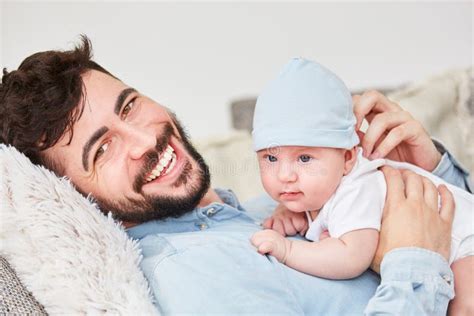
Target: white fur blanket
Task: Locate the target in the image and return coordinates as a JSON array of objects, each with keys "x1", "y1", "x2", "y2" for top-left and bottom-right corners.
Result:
[{"x1": 0, "y1": 145, "x2": 158, "y2": 315}]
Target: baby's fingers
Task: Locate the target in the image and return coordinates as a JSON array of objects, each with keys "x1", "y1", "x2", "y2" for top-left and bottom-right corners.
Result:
[
  {"x1": 282, "y1": 219, "x2": 298, "y2": 236},
  {"x1": 251, "y1": 229, "x2": 277, "y2": 246},
  {"x1": 257, "y1": 241, "x2": 276, "y2": 255},
  {"x1": 262, "y1": 217, "x2": 274, "y2": 229},
  {"x1": 291, "y1": 216, "x2": 308, "y2": 236},
  {"x1": 272, "y1": 219, "x2": 286, "y2": 236}
]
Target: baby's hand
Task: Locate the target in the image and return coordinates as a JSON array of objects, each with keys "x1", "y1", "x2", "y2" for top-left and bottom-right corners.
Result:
[
  {"x1": 251, "y1": 229, "x2": 292, "y2": 263},
  {"x1": 319, "y1": 230, "x2": 330, "y2": 241},
  {"x1": 263, "y1": 203, "x2": 308, "y2": 236}
]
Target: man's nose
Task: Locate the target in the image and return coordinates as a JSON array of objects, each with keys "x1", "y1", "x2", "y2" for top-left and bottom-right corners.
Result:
[
  {"x1": 123, "y1": 124, "x2": 156, "y2": 160},
  {"x1": 277, "y1": 164, "x2": 298, "y2": 183}
]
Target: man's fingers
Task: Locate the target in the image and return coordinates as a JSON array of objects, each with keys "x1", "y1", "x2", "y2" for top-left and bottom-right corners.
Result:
[
  {"x1": 381, "y1": 166, "x2": 405, "y2": 208},
  {"x1": 422, "y1": 177, "x2": 438, "y2": 211},
  {"x1": 369, "y1": 121, "x2": 420, "y2": 159},
  {"x1": 364, "y1": 112, "x2": 377, "y2": 124},
  {"x1": 352, "y1": 94, "x2": 361, "y2": 129},
  {"x1": 402, "y1": 170, "x2": 424, "y2": 202},
  {"x1": 438, "y1": 184, "x2": 455, "y2": 224},
  {"x1": 352, "y1": 94, "x2": 361, "y2": 104},
  {"x1": 362, "y1": 111, "x2": 413, "y2": 158},
  {"x1": 353, "y1": 90, "x2": 401, "y2": 130},
  {"x1": 357, "y1": 130, "x2": 365, "y2": 144},
  {"x1": 352, "y1": 93, "x2": 373, "y2": 131}
]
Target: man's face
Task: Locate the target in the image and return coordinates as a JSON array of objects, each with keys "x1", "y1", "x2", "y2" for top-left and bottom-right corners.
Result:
[{"x1": 43, "y1": 70, "x2": 210, "y2": 223}]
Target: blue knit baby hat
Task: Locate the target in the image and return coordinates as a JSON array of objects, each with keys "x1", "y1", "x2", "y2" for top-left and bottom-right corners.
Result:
[{"x1": 252, "y1": 58, "x2": 359, "y2": 151}]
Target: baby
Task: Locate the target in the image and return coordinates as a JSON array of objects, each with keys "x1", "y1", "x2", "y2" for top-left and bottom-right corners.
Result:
[{"x1": 250, "y1": 58, "x2": 473, "y2": 311}]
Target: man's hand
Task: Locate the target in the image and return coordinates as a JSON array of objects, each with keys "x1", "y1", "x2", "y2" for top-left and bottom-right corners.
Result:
[
  {"x1": 262, "y1": 203, "x2": 308, "y2": 236},
  {"x1": 251, "y1": 229, "x2": 292, "y2": 263},
  {"x1": 353, "y1": 90, "x2": 442, "y2": 171},
  {"x1": 371, "y1": 166, "x2": 455, "y2": 273}
]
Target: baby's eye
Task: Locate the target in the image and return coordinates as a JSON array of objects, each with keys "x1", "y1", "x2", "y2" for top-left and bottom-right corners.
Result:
[
  {"x1": 266, "y1": 155, "x2": 278, "y2": 162},
  {"x1": 94, "y1": 142, "x2": 109, "y2": 162},
  {"x1": 299, "y1": 155, "x2": 312, "y2": 163}
]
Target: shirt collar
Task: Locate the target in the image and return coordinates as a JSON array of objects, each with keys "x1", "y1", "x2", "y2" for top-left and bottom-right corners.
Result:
[{"x1": 126, "y1": 188, "x2": 243, "y2": 239}]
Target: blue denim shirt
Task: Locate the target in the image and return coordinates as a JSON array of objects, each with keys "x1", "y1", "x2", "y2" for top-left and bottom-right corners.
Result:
[{"x1": 127, "y1": 144, "x2": 469, "y2": 315}]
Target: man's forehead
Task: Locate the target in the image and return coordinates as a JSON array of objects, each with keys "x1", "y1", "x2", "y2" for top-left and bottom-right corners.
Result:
[
  {"x1": 77, "y1": 71, "x2": 132, "y2": 130},
  {"x1": 81, "y1": 70, "x2": 128, "y2": 101}
]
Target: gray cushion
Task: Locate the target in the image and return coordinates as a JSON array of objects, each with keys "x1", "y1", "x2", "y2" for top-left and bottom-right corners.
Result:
[{"x1": 0, "y1": 256, "x2": 47, "y2": 315}]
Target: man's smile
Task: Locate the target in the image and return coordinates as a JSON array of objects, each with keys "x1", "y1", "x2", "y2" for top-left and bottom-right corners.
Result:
[
  {"x1": 142, "y1": 139, "x2": 187, "y2": 189},
  {"x1": 145, "y1": 144, "x2": 177, "y2": 182}
]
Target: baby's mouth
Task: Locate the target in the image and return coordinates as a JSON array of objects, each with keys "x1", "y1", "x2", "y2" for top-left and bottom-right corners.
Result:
[{"x1": 280, "y1": 191, "x2": 303, "y2": 198}]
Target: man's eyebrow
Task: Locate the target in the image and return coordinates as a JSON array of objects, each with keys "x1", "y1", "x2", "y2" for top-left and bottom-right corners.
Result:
[
  {"x1": 82, "y1": 126, "x2": 109, "y2": 171},
  {"x1": 114, "y1": 88, "x2": 137, "y2": 114}
]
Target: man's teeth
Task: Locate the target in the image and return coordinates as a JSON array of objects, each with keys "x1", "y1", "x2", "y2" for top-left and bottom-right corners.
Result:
[
  {"x1": 164, "y1": 153, "x2": 177, "y2": 175},
  {"x1": 146, "y1": 145, "x2": 176, "y2": 182}
]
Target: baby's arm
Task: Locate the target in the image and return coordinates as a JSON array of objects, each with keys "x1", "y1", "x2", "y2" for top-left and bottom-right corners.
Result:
[
  {"x1": 251, "y1": 228, "x2": 378, "y2": 279},
  {"x1": 449, "y1": 256, "x2": 474, "y2": 315}
]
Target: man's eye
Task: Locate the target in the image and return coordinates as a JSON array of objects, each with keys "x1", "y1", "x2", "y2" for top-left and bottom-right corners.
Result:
[
  {"x1": 266, "y1": 155, "x2": 277, "y2": 162},
  {"x1": 94, "y1": 143, "x2": 109, "y2": 162},
  {"x1": 299, "y1": 155, "x2": 312, "y2": 163},
  {"x1": 121, "y1": 100, "x2": 135, "y2": 119}
]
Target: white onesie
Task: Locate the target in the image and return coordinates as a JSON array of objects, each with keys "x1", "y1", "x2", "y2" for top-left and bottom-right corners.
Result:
[{"x1": 305, "y1": 148, "x2": 473, "y2": 264}]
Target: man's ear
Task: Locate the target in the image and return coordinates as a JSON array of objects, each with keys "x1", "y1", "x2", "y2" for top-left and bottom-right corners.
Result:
[{"x1": 343, "y1": 147, "x2": 358, "y2": 175}]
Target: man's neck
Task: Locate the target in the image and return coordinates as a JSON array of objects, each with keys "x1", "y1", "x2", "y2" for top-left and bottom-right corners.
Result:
[{"x1": 198, "y1": 188, "x2": 223, "y2": 207}]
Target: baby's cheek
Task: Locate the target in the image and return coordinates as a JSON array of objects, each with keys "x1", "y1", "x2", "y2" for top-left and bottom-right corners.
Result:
[{"x1": 260, "y1": 174, "x2": 278, "y2": 197}]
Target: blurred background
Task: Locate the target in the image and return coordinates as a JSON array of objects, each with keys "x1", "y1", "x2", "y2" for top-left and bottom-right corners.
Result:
[{"x1": 1, "y1": 1, "x2": 472, "y2": 139}]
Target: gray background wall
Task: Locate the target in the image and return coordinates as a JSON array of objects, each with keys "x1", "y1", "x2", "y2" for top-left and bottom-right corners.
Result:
[{"x1": 1, "y1": 1, "x2": 472, "y2": 139}]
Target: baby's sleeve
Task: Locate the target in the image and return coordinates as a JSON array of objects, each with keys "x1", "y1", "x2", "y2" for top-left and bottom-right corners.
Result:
[{"x1": 327, "y1": 170, "x2": 386, "y2": 239}]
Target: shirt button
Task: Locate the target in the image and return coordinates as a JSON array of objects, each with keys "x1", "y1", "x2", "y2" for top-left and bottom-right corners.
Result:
[
  {"x1": 206, "y1": 207, "x2": 216, "y2": 216},
  {"x1": 442, "y1": 274, "x2": 452, "y2": 284},
  {"x1": 199, "y1": 223, "x2": 208, "y2": 230}
]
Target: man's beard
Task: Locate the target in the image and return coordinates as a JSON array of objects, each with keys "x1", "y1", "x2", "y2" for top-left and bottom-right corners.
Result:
[{"x1": 96, "y1": 117, "x2": 211, "y2": 224}]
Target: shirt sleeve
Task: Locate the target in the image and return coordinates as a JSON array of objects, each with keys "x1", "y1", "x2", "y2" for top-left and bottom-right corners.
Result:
[
  {"x1": 432, "y1": 138, "x2": 472, "y2": 193},
  {"x1": 327, "y1": 170, "x2": 386, "y2": 238},
  {"x1": 365, "y1": 248, "x2": 454, "y2": 316}
]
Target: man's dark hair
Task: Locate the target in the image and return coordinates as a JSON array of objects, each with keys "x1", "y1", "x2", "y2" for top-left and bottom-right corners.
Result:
[{"x1": 0, "y1": 35, "x2": 113, "y2": 173}]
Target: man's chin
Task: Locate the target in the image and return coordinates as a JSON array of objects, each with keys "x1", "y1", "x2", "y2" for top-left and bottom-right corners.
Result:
[{"x1": 98, "y1": 177, "x2": 210, "y2": 224}]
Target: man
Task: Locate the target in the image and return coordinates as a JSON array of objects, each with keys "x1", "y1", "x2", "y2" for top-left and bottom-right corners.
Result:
[{"x1": 1, "y1": 36, "x2": 470, "y2": 314}]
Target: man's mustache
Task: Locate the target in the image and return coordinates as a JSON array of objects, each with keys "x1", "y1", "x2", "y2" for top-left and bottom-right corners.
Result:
[{"x1": 133, "y1": 123, "x2": 176, "y2": 193}]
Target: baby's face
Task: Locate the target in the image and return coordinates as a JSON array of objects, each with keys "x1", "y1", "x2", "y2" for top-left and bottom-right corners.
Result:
[{"x1": 257, "y1": 146, "x2": 347, "y2": 212}]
